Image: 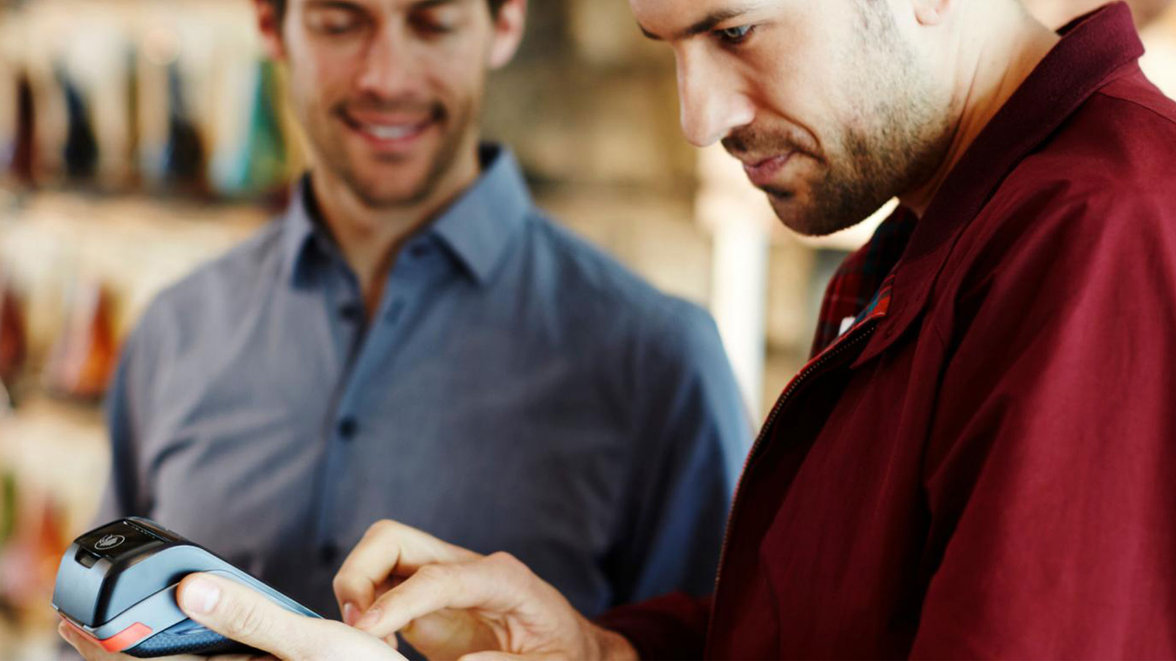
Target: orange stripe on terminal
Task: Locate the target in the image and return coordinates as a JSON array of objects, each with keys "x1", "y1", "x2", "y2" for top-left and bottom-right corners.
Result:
[
  {"x1": 99, "y1": 622, "x2": 154, "y2": 652},
  {"x1": 63, "y1": 618, "x2": 153, "y2": 653}
]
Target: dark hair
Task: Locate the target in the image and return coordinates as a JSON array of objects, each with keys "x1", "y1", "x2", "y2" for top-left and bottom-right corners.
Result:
[{"x1": 267, "y1": 0, "x2": 509, "y2": 21}]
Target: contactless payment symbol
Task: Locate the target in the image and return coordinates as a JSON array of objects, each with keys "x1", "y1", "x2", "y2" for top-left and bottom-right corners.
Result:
[{"x1": 95, "y1": 534, "x2": 125, "y2": 551}]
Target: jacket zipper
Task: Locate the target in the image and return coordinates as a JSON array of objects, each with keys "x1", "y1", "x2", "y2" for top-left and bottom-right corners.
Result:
[{"x1": 706, "y1": 319, "x2": 881, "y2": 644}]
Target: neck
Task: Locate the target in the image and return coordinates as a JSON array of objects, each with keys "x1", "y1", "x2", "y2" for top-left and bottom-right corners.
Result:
[
  {"x1": 310, "y1": 148, "x2": 480, "y2": 316},
  {"x1": 900, "y1": 2, "x2": 1060, "y2": 217}
]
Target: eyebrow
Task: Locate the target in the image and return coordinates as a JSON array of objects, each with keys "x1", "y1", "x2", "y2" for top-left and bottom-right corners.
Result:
[
  {"x1": 638, "y1": 4, "x2": 760, "y2": 41},
  {"x1": 302, "y1": 0, "x2": 463, "y2": 11},
  {"x1": 410, "y1": 0, "x2": 464, "y2": 9},
  {"x1": 304, "y1": 0, "x2": 364, "y2": 10}
]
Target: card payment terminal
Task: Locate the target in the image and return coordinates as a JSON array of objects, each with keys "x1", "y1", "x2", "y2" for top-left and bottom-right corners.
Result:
[{"x1": 52, "y1": 517, "x2": 321, "y2": 657}]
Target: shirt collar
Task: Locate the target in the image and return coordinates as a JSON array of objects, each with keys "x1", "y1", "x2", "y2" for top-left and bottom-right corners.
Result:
[
  {"x1": 280, "y1": 144, "x2": 531, "y2": 288},
  {"x1": 280, "y1": 175, "x2": 333, "y2": 287},
  {"x1": 811, "y1": 208, "x2": 916, "y2": 357},
  {"x1": 430, "y1": 144, "x2": 531, "y2": 286}
]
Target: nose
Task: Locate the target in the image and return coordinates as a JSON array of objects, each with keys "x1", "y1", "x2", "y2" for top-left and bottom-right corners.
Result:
[
  {"x1": 676, "y1": 51, "x2": 755, "y2": 147},
  {"x1": 356, "y1": 24, "x2": 415, "y2": 98}
]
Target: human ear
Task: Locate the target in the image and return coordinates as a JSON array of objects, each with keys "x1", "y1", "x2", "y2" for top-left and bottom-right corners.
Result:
[
  {"x1": 912, "y1": 0, "x2": 952, "y2": 25},
  {"x1": 255, "y1": 0, "x2": 288, "y2": 61},
  {"x1": 488, "y1": 0, "x2": 527, "y2": 70}
]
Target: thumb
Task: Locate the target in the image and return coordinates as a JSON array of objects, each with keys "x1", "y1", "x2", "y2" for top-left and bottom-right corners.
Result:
[{"x1": 177, "y1": 572, "x2": 314, "y2": 658}]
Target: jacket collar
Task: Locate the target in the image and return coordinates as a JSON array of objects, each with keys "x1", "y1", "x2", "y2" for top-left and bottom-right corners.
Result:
[{"x1": 853, "y1": 2, "x2": 1144, "y2": 366}]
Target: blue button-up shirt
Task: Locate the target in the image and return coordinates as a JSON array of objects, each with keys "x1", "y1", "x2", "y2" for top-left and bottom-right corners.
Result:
[{"x1": 97, "y1": 146, "x2": 750, "y2": 619}]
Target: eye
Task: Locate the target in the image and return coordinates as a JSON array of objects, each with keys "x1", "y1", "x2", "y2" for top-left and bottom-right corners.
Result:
[
  {"x1": 411, "y1": 8, "x2": 462, "y2": 36},
  {"x1": 307, "y1": 8, "x2": 365, "y2": 36},
  {"x1": 715, "y1": 24, "x2": 755, "y2": 46}
]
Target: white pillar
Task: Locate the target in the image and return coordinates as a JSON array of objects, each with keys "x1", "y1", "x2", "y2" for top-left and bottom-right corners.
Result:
[{"x1": 696, "y1": 145, "x2": 774, "y2": 420}]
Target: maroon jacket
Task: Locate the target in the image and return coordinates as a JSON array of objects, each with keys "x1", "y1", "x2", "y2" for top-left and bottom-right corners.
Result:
[{"x1": 599, "y1": 4, "x2": 1176, "y2": 658}]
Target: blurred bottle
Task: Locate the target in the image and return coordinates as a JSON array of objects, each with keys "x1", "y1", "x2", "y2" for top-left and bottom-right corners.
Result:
[
  {"x1": 0, "y1": 471, "x2": 15, "y2": 548},
  {"x1": 161, "y1": 60, "x2": 208, "y2": 196},
  {"x1": 4, "y1": 70, "x2": 37, "y2": 187},
  {"x1": 56, "y1": 65, "x2": 100, "y2": 184},
  {"x1": 0, "y1": 271, "x2": 26, "y2": 401},
  {"x1": 44, "y1": 281, "x2": 117, "y2": 403},
  {"x1": 0, "y1": 471, "x2": 14, "y2": 627},
  {"x1": 123, "y1": 45, "x2": 142, "y2": 190}
]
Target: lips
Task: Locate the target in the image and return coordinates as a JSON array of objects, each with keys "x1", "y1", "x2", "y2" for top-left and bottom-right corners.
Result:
[
  {"x1": 741, "y1": 152, "x2": 794, "y2": 188},
  {"x1": 339, "y1": 109, "x2": 437, "y2": 149}
]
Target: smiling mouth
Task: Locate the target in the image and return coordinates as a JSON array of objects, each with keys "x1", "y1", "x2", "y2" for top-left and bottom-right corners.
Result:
[{"x1": 338, "y1": 108, "x2": 439, "y2": 147}]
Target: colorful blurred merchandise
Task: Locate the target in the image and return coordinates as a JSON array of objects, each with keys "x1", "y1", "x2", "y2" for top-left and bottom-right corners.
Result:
[
  {"x1": 1, "y1": 1, "x2": 299, "y2": 201},
  {"x1": 57, "y1": 65, "x2": 100, "y2": 184},
  {"x1": 4, "y1": 70, "x2": 37, "y2": 187},
  {"x1": 43, "y1": 281, "x2": 118, "y2": 403},
  {"x1": 0, "y1": 273, "x2": 27, "y2": 396}
]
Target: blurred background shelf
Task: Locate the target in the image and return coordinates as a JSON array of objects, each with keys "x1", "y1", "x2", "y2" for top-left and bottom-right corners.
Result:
[
  {"x1": 1, "y1": 395, "x2": 105, "y2": 528},
  {"x1": 1, "y1": 192, "x2": 269, "y2": 343}
]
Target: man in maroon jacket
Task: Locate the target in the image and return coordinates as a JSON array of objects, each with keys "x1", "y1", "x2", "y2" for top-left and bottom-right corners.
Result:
[{"x1": 62, "y1": 0, "x2": 1176, "y2": 659}]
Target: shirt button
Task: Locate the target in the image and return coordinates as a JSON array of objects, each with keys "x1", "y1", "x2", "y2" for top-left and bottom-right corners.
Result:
[
  {"x1": 339, "y1": 303, "x2": 363, "y2": 323},
  {"x1": 319, "y1": 543, "x2": 339, "y2": 565},
  {"x1": 338, "y1": 417, "x2": 358, "y2": 440},
  {"x1": 409, "y1": 244, "x2": 430, "y2": 259}
]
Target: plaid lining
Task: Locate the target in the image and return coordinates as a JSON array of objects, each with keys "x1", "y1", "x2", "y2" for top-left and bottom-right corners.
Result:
[{"x1": 811, "y1": 207, "x2": 917, "y2": 357}]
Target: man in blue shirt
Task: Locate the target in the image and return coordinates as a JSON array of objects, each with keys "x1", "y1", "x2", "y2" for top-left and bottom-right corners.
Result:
[{"x1": 91, "y1": 0, "x2": 748, "y2": 624}]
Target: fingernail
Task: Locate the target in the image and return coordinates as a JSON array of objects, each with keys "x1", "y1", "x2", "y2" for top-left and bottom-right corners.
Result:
[
  {"x1": 354, "y1": 607, "x2": 381, "y2": 630},
  {"x1": 182, "y1": 577, "x2": 221, "y2": 615},
  {"x1": 343, "y1": 602, "x2": 359, "y2": 626}
]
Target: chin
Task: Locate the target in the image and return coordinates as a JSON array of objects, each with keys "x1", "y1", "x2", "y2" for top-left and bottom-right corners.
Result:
[
  {"x1": 345, "y1": 163, "x2": 435, "y2": 207},
  {"x1": 766, "y1": 190, "x2": 871, "y2": 238},
  {"x1": 782, "y1": 219, "x2": 845, "y2": 238},
  {"x1": 356, "y1": 183, "x2": 433, "y2": 208},
  {"x1": 766, "y1": 194, "x2": 821, "y2": 237}
]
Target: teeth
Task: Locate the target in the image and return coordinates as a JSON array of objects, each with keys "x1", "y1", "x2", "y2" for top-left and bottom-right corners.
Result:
[{"x1": 360, "y1": 123, "x2": 421, "y2": 140}]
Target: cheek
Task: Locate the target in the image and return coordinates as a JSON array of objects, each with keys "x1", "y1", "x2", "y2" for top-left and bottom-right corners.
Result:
[
  {"x1": 740, "y1": 25, "x2": 818, "y2": 112},
  {"x1": 764, "y1": 47, "x2": 856, "y2": 143},
  {"x1": 289, "y1": 50, "x2": 359, "y2": 109},
  {"x1": 416, "y1": 44, "x2": 487, "y2": 100}
]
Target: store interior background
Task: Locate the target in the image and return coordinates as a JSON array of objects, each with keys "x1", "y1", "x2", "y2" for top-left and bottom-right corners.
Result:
[{"x1": 1, "y1": 0, "x2": 1174, "y2": 657}]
